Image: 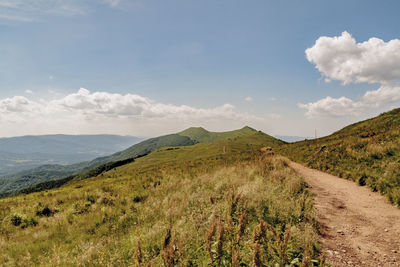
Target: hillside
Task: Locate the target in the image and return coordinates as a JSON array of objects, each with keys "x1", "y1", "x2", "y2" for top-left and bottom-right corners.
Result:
[
  {"x1": 0, "y1": 134, "x2": 195, "y2": 197},
  {"x1": 0, "y1": 133, "x2": 321, "y2": 266},
  {"x1": 178, "y1": 126, "x2": 278, "y2": 143},
  {"x1": 278, "y1": 107, "x2": 400, "y2": 205},
  {"x1": 0, "y1": 135, "x2": 142, "y2": 176},
  {"x1": 1, "y1": 127, "x2": 284, "y2": 197}
]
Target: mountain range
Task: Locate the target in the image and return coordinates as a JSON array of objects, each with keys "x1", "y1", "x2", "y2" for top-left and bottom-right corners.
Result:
[{"x1": 0, "y1": 134, "x2": 142, "y2": 177}]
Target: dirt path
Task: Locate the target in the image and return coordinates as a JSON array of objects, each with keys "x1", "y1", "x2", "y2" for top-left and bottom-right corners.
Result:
[{"x1": 289, "y1": 161, "x2": 400, "y2": 266}]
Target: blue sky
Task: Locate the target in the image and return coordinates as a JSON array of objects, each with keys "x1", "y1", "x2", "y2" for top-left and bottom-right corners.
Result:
[{"x1": 0, "y1": 0, "x2": 400, "y2": 137}]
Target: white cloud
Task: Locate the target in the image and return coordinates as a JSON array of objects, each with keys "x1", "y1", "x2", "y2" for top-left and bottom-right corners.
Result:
[
  {"x1": 362, "y1": 85, "x2": 400, "y2": 105},
  {"x1": 301, "y1": 32, "x2": 400, "y2": 118},
  {"x1": 306, "y1": 31, "x2": 400, "y2": 85},
  {"x1": 103, "y1": 0, "x2": 121, "y2": 7},
  {"x1": 0, "y1": 88, "x2": 261, "y2": 136},
  {"x1": 299, "y1": 96, "x2": 362, "y2": 118},
  {"x1": 25, "y1": 89, "x2": 33, "y2": 94},
  {"x1": 245, "y1": 96, "x2": 253, "y2": 102},
  {"x1": 269, "y1": 97, "x2": 277, "y2": 101}
]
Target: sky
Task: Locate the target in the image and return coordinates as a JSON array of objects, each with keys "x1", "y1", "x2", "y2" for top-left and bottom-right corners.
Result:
[{"x1": 0, "y1": 0, "x2": 400, "y2": 138}]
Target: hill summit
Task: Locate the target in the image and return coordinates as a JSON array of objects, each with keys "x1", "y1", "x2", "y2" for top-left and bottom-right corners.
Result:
[{"x1": 178, "y1": 126, "x2": 258, "y2": 143}]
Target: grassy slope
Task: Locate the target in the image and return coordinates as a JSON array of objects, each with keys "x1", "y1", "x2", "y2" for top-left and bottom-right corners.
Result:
[
  {"x1": 278, "y1": 107, "x2": 400, "y2": 205},
  {"x1": 0, "y1": 133, "x2": 321, "y2": 266},
  {"x1": 0, "y1": 135, "x2": 142, "y2": 177},
  {"x1": 1, "y1": 127, "x2": 284, "y2": 197},
  {"x1": 178, "y1": 126, "x2": 282, "y2": 145},
  {"x1": 0, "y1": 134, "x2": 196, "y2": 196}
]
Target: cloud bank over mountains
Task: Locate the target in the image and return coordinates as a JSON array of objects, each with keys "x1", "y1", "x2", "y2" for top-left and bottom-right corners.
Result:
[
  {"x1": 300, "y1": 31, "x2": 400, "y2": 118},
  {"x1": 0, "y1": 88, "x2": 258, "y2": 137}
]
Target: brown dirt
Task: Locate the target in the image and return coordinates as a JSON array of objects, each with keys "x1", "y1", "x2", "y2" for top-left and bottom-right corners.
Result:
[{"x1": 289, "y1": 161, "x2": 400, "y2": 266}]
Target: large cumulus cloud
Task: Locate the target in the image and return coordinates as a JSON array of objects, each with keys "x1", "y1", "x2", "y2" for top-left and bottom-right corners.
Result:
[
  {"x1": 0, "y1": 88, "x2": 260, "y2": 136},
  {"x1": 300, "y1": 31, "x2": 400, "y2": 117}
]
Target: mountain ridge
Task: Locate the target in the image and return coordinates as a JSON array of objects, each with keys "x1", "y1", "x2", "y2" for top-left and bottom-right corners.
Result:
[{"x1": 0, "y1": 126, "x2": 281, "y2": 197}]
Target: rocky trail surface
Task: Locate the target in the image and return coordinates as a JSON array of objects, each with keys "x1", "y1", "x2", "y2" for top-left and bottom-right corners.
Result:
[{"x1": 290, "y1": 162, "x2": 400, "y2": 266}]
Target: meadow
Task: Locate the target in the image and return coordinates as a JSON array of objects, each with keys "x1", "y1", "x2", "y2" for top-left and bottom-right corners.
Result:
[{"x1": 0, "y1": 135, "x2": 323, "y2": 266}]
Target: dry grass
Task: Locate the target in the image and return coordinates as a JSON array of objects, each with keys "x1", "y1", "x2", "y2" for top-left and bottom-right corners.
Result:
[{"x1": 0, "y1": 149, "x2": 322, "y2": 266}]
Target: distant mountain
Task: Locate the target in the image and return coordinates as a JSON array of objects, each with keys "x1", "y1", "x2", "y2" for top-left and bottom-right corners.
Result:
[
  {"x1": 278, "y1": 107, "x2": 400, "y2": 205},
  {"x1": 179, "y1": 126, "x2": 263, "y2": 143},
  {"x1": 274, "y1": 135, "x2": 312, "y2": 143},
  {"x1": 0, "y1": 127, "x2": 284, "y2": 196},
  {"x1": 0, "y1": 135, "x2": 142, "y2": 176}
]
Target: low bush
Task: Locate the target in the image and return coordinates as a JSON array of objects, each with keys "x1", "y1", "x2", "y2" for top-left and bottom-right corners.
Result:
[
  {"x1": 36, "y1": 206, "x2": 56, "y2": 217},
  {"x1": 10, "y1": 214, "x2": 22, "y2": 226}
]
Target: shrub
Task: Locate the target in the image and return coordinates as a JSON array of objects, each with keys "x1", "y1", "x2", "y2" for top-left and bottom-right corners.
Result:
[
  {"x1": 87, "y1": 195, "x2": 96, "y2": 204},
  {"x1": 36, "y1": 206, "x2": 56, "y2": 217},
  {"x1": 133, "y1": 195, "x2": 147, "y2": 203},
  {"x1": 386, "y1": 148, "x2": 395, "y2": 157},
  {"x1": 358, "y1": 174, "x2": 367, "y2": 186},
  {"x1": 10, "y1": 213, "x2": 38, "y2": 228},
  {"x1": 21, "y1": 218, "x2": 38, "y2": 229},
  {"x1": 101, "y1": 197, "x2": 115, "y2": 206},
  {"x1": 11, "y1": 214, "x2": 22, "y2": 226}
]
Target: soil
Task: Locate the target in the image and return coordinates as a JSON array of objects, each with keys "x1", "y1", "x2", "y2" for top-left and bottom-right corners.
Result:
[{"x1": 290, "y1": 161, "x2": 400, "y2": 266}]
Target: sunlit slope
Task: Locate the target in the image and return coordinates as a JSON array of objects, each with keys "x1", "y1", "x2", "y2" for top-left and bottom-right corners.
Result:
[
  {"x1": 3, "y1": 127, "x2": 284, "y2": 196},
  {"x1": 0, "y1": 132, "x2": 320, "y2": 266},
  {"x1": 178, "y1": 126, "x2": 283, "y2": 144},
  {"x1": 114, "y1": 130, "x2": 283, "y2": 172},
  {"x1": 93, "y1": 134, "x2": 196, "y2": 163},
  {"x1": 0, "y1": 134, "x2": 196, "y2": 196},
  {"x1": 278, "y1": 107, "x2": 400, "y2": 205}
]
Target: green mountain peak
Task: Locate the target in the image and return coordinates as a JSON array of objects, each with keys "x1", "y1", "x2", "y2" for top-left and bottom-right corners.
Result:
[{"x1": 179, "y1": 126, "x2": 260, "y2": 143}]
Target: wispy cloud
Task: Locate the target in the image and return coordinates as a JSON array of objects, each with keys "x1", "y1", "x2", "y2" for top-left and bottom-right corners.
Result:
[
  {"x1": 0, "y1": 0, "x2": 88, "y2": 22},
  {"x1": 0, "y1": 1, "x2": 19, "y2": 8},
  {"x1": 103, "y1": 0, "x2": 121, "y2": 7},
  {"x1": 0, "y1": 13, "x2": 34, "y2": 22}
]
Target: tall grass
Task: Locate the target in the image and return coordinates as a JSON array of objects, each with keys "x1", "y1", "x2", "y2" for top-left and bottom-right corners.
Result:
[{"x1": 0, "y1": 149, "x2": 322, "y2": 266}]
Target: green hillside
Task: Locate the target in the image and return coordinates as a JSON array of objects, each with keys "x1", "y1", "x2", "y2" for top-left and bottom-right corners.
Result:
[
  {"x1": 278, "y1": 107, "x2": 400, "y2": 205},
  {"x1": 1, "y1": 127, "x2": 284, "y2": 197},
  {"x1": 0, "y1": 134, "x2": 195, "y2": 197},
  {"x1": 105, "y1": 134, "x2": 196, "y2": 162},
  {"x1": 178, "y1": 126, "x2": 279, "y2": 144},
  {"x1": 0, "y1": 132, "x2": 321, "y2": 266}
]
